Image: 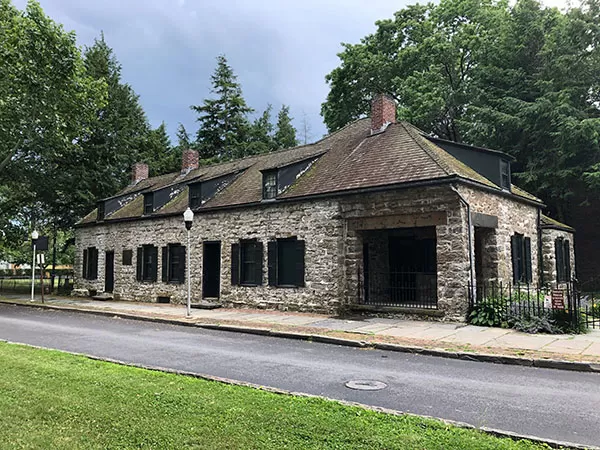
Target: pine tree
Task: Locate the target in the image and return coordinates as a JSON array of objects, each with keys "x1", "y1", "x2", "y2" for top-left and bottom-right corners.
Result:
[
  {"x1": 191, "y1": 55, "x2": 253, "y2": 160},
  {"x1": 247, "y1": 104, "x2": 276, "y2": 155},
  {"x1": 274, "y1": 105, "x2": 298, "y2": 149},
  {"x1": 176, "y1": 123, "x2": 191, "y2": 149},
  {"x1": 142, "y1": 122, "x2": 179, "y2": 175}
]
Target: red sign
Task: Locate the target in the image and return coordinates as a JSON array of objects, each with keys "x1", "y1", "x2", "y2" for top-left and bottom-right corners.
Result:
[{"x1": 551, "y1": 290, "x2": 565, "y2": 310}]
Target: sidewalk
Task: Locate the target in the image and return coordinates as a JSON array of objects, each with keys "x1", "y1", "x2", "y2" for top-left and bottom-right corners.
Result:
[{"x1": 2, "y1": 293, "x2": 600, "y2": 370}]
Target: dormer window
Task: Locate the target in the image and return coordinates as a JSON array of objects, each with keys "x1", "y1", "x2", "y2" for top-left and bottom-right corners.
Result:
[
  {"x1": 263, "y1": 170, "x2": 277, "y2": 200},
  {"x1": 96, "y1": 201, "x2": 105, "y2": 222},
  {"x1": 500, "y1": 160, "x2": 511, "y2": 190},
  {"x1": 143, "y1": 193, "x2": 154, "y2": 215},
  {"x1": 189, "y1": 182, "x2": 202, "y2": 209}
]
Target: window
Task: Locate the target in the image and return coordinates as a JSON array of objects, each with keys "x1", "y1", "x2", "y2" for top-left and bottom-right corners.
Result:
[
  {"x1": 231, "y1": 240, "x2": 263, "y2": 286},
  {"x1": 262, "y1": 170, "x2": 277, "y2": 199},
  {"x1": 555, "y1": 238, "x2": 571, "y2": 283},
  {"x1": 96, "y1": 201, "x2": 105, "y2": 221},
  {"x1": 122, "y1": 249, "x2": 133, "y2": 266},
  {"x1": 511, "y1": 234, "x2": 532, "y2": 284},
  {"x1": 162, "y1": 244, "x2": 186, "y2": 284},
  {"x1": 189, "y1": 182, "x2": 202, "y2": 209},
  {"x1": 143, "y1": 193, "x2": 154, "y2": 215},
  {"x1": 500, "y1": 160, "x2": 511, "y2": 191},
  {"x1": 268, "y1": 238, "x2": 305, "y2": 287},
  {"x1": 82, "y1": 247, "x2": 98, "y2": 280},
  {"x1": 136, "y1": 245, "x2": 158, "y2": 282}
]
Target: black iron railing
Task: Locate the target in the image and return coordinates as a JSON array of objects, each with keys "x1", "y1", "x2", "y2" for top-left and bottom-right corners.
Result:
[
  {"x1": 362, "y1": 271, "x2": 437, "y2": 309},
  {"x1": 0, "y1": 274, "x2": 73, "y2": 295}
]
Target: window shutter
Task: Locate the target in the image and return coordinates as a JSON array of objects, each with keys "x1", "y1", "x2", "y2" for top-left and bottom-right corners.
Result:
[
  {"x1": 135, "y1": 247, "x2": 144, "y2": 281},
  {"x1": 162, "y1": 246, "x2": 168, "y2": 283},
  {"x1": 564, "y1": 240, "x2": 571, "y2": 282},
  {"x1": 136, "y1": 247, "x2": 142, "y2": 281},
  {"x1": 295, "y1": 240, "x2": 305, "y2": 287},
  {"x1": 178, "y1": 245, "x2": 186, "y2": 284},
  {"x1": 150, "y1": 246, "x2": 158, "y2": 282},
  {"x1": 268, "y1": 241, "x2": 278, "y2": 286},
  {"x1": 511, "y1": 235, "x2": 519, "y2": 284},
  {"x1": 524, "y1": 237, "x2": 532, "y2": 283},
  {"x1": 255, "y1": 242, "x2": 264, "y2": 285},
  {"x1": 91, "y1": 248, "x2": 98, "y2": 280},
  {"x1": 231, "y1": 243, "x2": 240, "y2": 286},
  {"x1": 83, "y1": 249, "x2": 88, "y2": 279},
  {"x1": 555, "y1": 239, "x2": 564, "y2": 282}
]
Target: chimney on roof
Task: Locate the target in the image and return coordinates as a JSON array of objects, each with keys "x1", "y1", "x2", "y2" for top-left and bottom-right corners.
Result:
[
  {"x1": 371, "y1": 93, "x2": 396, "y2": 134},
  {"x1": 181, "y1": 149, "x2": 199, "y2": 174},
  {"x1": 131, "y1": 162, "x2": 149, "y2": 184}
]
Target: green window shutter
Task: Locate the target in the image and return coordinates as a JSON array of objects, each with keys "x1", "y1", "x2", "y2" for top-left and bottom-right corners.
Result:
[
  {"x1": 83, "y1": 249, "x2": 88, "y2": 279},
  {"x1": 254, "y1": 242, "x2": 264, "y2": 285},
  {"x1": 231, "y1": 243, "x2": 240, "y2": 286},
  {"x1": 178, "y1": 245, "x2": 186, "y2": 284},
  {"x1": 564, "y1": 240, "x2": 571, "y2": 282},
  {"x1": 511, "y1": 235, "x2": 519, "y2": 284},
  {"x1": 295, "y1": 240, "x2": 305, "y2": 287},
  {"x1": 524, "y1": 237, "x2": 532, "y2": 283},
  {"x1": 136, "y1": 247, "x2": 143, "y2": 281},
  {"x1": 150, "y1": 246, "x2": 158, "y2": 282},
  {"x1": 268, "y1": 241, "x2": 278, "y2": 286},
  {"x1": 162, "y1": 246, "x2": 168, "y2": 283}
]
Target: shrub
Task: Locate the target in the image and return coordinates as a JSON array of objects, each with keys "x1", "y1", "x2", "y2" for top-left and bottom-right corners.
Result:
[{"x1": 468, "y1": 301, "x2": 508, "y2": 327}]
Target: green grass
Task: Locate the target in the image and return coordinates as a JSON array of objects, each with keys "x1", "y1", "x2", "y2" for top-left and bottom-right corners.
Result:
[{"x1": 0, "y1": 342, "x2": 550, "y2": 449}]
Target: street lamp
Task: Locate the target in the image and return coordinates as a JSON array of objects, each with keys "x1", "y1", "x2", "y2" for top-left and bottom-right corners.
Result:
[
  {"x1": 31, "y1": 230, "x2": 39, "y2": 301},
  {"x1": 183, "y1": 207, "x2": 194, "y2": 317}
]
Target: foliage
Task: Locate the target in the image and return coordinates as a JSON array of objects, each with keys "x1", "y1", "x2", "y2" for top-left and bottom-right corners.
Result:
[
  {"x1": 0, "y1": 342, "x2": 549, "y2": 449},
  {"x1": 247, "y1": 104, "x2": 276, "y2": 155},
  {"x1": 508, "y1": 310, "x2": 557, "y2": 334},
  {"x1": 274, "y1": 104, "x2": 298, "y2": 149},
  {"x1": 468, "y1": 300, "x2": 508, "y2": 327},
  {"x1": 321, "y1": 0, "x2": 600, "y2": 221}
]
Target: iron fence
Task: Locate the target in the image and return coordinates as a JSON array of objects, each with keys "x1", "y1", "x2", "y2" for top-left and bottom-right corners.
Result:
[
  {"x1": 0, "y1": 274, "x2": 73, "y2": 295},
  {"x1": 361, "y1": 271, "x2": 437, "y2": 309}
]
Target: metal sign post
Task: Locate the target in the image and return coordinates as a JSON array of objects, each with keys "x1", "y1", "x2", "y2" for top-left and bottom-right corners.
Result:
[{"x1": 37, "y1": 253, "x2": 45, "y2": 304}]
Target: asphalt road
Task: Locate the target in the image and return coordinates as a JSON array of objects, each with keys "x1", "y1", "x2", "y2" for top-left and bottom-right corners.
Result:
[{"x1": 0, "y1": 304, "x2": 599, "y2": 447}]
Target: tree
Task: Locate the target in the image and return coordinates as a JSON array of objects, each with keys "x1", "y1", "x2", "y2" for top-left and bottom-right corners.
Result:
[
  {"x1": 176, "y1": 123, "x2": 191, "y2": 149},
  {"x1": 191, "y1": 55, "x2": 253, "y2": 160},
  {"x1": 246, "y1": 104, "x2": 276, "y2": 155},
  {"x1": 274, "y1": 105, "x2": 298, "y2": 149},
  {"x1": 142, "y1": 122, "x2": 180, "y2": 175},
  {"x1": 299, "y1": 111, "x2": 314, "y2": 145}
]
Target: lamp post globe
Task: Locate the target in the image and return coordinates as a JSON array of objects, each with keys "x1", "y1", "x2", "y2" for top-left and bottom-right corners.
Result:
[
  {"x1": 183, "y1": 208, "x2": 194, "y2": 317},
  {"x1": 183, "y1": 207, "x2": 194, "y2": 230},
  {"x1": 31, "y1": 230, "x2": 39, "y2": 240}
]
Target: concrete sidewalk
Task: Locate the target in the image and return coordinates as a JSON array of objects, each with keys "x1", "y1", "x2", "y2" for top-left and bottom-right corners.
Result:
[{"x1": 2, "y1": 293, "x2": 600, "y2": 367}]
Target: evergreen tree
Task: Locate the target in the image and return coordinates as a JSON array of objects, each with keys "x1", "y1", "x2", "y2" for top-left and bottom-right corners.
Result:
[
  {"x1": 274, "y1": 105, "x2": 298, "y2": 149},
  {"x1": 247, "y1": 104, "x2": 275, "y2": 155},
  {"x1": 191, "y1": 55, "x2": 253, "y2": 160},
  {"x1": 142, "y1": 122, "x2": 179, "y2": 175},
  {"x1": 176, "y1": 123, "x2": 191, "y2": 149}
]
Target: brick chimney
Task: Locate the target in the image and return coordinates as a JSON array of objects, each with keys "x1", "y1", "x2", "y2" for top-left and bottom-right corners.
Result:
[
  {"x1": 181, "y1": 149, "x2": 199, "y2": 174},
  {"x1": 131, "y1": 162, "x2": 149, "y2": 184},
  {"x1": 371, "y1": 93, "x2": 396, "y2": 133}
]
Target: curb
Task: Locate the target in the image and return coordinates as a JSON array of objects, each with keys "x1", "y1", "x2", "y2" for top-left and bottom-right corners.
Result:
[
  {"x1": 0, "y1": 338, "x2": 595, "y2": 450},
  {"x1": 3, "y1": 300, "x2": 600, "y2": 374}
]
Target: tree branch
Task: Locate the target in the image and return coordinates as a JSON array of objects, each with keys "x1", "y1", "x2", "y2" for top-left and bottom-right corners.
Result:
[{"x1": 0, "y1": 139, "x2": 22, "y2": 173}]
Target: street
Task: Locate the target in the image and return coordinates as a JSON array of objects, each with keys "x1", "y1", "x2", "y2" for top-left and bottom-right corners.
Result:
[{"x1": 0, "y1": 304, "x2": 598, "y2": 447}]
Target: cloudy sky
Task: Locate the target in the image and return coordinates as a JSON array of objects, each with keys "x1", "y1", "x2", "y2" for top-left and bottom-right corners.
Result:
[{"x1": 13, "y1": 0, "x2": 569, "y2": 143}]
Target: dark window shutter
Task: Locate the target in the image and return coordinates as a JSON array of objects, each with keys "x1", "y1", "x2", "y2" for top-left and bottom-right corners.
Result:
[
  {"x1": 136, "y1": 247, "x2": 142, "y2": 281},
  {"x1": 178, "y1": 245, "x2": 186, "y2": 284},
  {"x1": 162, "y1": 246, "x2": 168, "y2": 282},
  {"x1": 555, "y1": 239, "x2": 564, "y2": 282},
  {"x1": 295, "y1": 240, "x2": 305, "y2": 287},
  {"x1": 511, "y1": 235, "x2": 519, "y2": 284},
  {"x1": 268, "y1": 241, "x2": 278, "y2": 286},
  {"x1": 564, "y1": 240, "x2": 571, "y2": 282},
  {"x1": 524, "y1": 237, "x2": 532, "y2": 283},
  {"x1": 254, "y1": 242, "x2": 264, "y2": 285},
  {"x1": 83, "y1": 249, "x2": 88, "y2": 279},
  {"x1": 150, "y1": 246, "x2": 158, "y2": 282},
  {"x1": 91, "y1": 248, "x2": 98, "y2": 280},
  {"x1": 231, "y1": 243, "x2": 240, "y2": 286}
]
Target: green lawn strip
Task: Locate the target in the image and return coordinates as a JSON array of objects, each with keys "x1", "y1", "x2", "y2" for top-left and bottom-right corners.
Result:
[{"x1": 0, "y1": 342, "x2": 550, "y2": 449}]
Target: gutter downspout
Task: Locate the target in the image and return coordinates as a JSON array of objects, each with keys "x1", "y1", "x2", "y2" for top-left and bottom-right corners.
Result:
[{"x1": 451, "y1": 185, "x2": 475, "y2": 302}]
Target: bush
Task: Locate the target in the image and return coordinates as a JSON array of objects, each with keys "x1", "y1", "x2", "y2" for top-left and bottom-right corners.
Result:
[
  {"x1": 508, "y1": 311, "x2": 557, "y2": 334},
  {"x1": 468, "y1": 301, "x2": 508, "y2": 327}
]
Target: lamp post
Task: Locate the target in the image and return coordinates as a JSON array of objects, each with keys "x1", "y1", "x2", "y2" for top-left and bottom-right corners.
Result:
[
  {"x1": 183, "y1": 207, "x2": 194, "y2": 317},
  {"x1": 30, "y1": 230, "x2": 39, "y2": 301}
]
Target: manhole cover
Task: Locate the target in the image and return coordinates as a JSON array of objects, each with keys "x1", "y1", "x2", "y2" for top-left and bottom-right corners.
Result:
[{"x1": 345, "y1": 380, "x2": 387, "y2": 391}]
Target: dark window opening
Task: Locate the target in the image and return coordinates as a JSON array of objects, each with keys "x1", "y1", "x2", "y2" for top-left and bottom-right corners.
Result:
[
  {"x1": 262, "y1": 171, "x2": 277, "y2": 199},
  {"x1": 555, "y1": 238, "x2": 571, "y2": 283},
  {"x1": 268, "y1": 238, "x2": 305, "y2": 287},
  {"x1": 136, "y1": 245, "x2": 158, "y2": 282},
  {"x1": 189, "y1": 182, "x2": 202, "y2": 209},
  {"x1": 500, "y1": 160, "x2": 511, "y2": 191},
  {"x1": 162, "y1": 244, "x2": 186, "y2": 284},
  {"x1": 511, "y1": 234, "x2": 532, "y2": 284},
  {"x1": 143, "y1": 193, "x2": 154, "y2": 215},
  {"x1": 122, "y1": 249, "x2": 133, "y2": 266},
  {"x1": 231, "y1": 240, "x2": 263, "y2": 286},
  {"x1": 82, "y1": 247, "x2": 98, "y2": 280},
  {"x1": 96, "y1": 201, "x2": 105, "y2": 221}
]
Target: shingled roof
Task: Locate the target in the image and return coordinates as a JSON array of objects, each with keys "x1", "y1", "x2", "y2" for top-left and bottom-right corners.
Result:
[{"x1": 78, "y1": 118, "x2": 542, "y2": 225}]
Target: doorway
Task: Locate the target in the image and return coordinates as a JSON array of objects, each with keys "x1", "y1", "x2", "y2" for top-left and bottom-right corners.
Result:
[
  {"x1": 104, "y1": 250, "x2": 114, "y2": 293},
  {"x1": 202, "y1": 241, "x2": 221, "y2": 299}
]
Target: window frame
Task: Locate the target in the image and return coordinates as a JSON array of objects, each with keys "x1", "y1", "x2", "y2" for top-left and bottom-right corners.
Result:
[
  {"x1": 189, "y1": 182, "x2": 202, "y2": 209},
  {"x1": 555, "y1": 238, "x2": 571, "y2": 283},
  {"x1": 122, "y1": 249, "x2": 133, "y2": 266},
  {"x1": 162, "y1": 243, "x2": 186, "y2": 284},
  {"x1": 511, "y1": 234, "x2": 532, "y2": 284},
  {"x1": 96, "y1": 201, "x2": 105, "y2": 222},
  {"x1": 143, "y1": 193, "x2": 154, "y2": 215},
  {"x1": 231, "y1": 240, "x2": 264, "y2": 287},
  {"x1": 82, "y1": 247, "x2": 98, "y2": 280},
  {"x1": 262, "y1": 170, "x2": 278, "y2": 200},
  {"x1": 137, "y1": 245, "x2": 158, "y2": 282},
  {"x1": 268, "y1": 237, "x2": 305, "y2": 288},
  {"x1": 500, "y1": 160, "x2": 511, "y2": 191}
]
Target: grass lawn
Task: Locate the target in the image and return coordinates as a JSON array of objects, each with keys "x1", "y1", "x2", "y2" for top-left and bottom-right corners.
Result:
[{"x1": 0, "y1": 342, "x2": 550, "y2": 449}]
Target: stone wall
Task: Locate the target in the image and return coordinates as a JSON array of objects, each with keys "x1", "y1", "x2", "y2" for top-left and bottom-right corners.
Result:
[
  {"x1": 75, "y1": 199, "x2": 345, "y2": 314},
  {"x1": 541, "y1": 227, "x2": 576, "y2": 286}
]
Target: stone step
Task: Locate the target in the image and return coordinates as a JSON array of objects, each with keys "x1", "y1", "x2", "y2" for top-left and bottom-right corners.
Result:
[
  {"x1": 190, "y1": 301, "x2": 222, "y2": 310},
  {"x1": 92, "y1": 293, "x2": 114, "y2": 301}
]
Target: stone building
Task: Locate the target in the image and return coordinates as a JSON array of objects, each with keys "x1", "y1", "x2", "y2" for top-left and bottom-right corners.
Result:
[{"x1": 74, "y1": 94, "x2": 575, "y2": 320}]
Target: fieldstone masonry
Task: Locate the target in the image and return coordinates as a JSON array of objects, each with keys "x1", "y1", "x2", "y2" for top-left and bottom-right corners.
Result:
[{"x1": 541, "y1": 227, "x2": 576, "y2": 286}]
